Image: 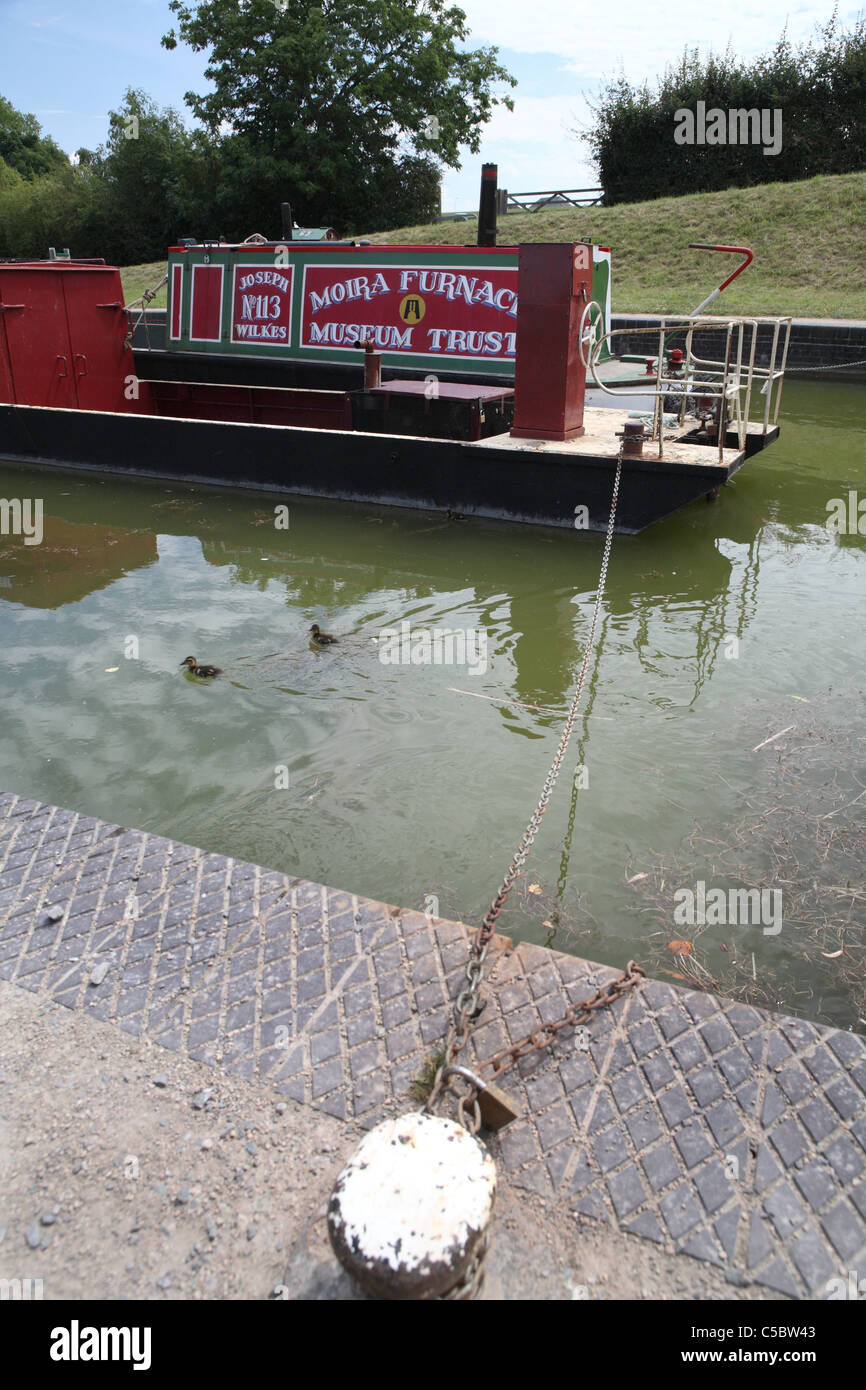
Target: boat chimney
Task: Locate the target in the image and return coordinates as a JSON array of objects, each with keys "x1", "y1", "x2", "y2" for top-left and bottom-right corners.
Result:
[
  {"x1": 362, "y1": 340, "x2": 382, "y2": 389},
  {"x1": 477, "y1": 164, "x2": 498, "y2": 247}
]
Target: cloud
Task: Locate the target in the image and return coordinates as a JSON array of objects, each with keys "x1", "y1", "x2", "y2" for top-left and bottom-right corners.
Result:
[
  {"x1": 441, "y1": 1, "x2": 838, "y2": 204},
  {"x1": 441, "y1": 94, "x2": 597, "y2": 209},
  {"x1": 460, "y1": 0, "x2": 837, "y2": 82}
]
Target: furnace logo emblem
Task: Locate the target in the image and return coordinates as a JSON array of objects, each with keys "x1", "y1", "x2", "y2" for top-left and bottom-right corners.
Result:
[{"x1": 399, "y1": 293, "x2": 426, "y2": 324}]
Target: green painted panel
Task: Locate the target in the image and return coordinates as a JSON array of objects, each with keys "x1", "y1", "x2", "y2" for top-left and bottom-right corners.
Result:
[{"x1": 166, "y1": 244, "x2": 613, "y2": 374}]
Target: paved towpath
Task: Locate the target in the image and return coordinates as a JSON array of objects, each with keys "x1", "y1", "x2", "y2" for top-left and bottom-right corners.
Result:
[{"x1": 1, "y1": 790, "x2": 864, "y2": 1298}]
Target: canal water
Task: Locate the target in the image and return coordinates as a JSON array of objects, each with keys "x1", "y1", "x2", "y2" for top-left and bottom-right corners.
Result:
[{"x1": 1, "y1": 377, "x2": 864, "y2": 1030}]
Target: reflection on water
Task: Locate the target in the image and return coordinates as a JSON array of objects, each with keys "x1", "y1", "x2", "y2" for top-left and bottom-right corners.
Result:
[{"x1": 0, "y1": 378, "x2": 864, "y2": 1029}]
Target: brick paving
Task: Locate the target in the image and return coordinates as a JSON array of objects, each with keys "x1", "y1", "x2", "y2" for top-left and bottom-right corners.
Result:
[{"x1": 1, "y1": 789, "x2": 865, "y2": 1298}]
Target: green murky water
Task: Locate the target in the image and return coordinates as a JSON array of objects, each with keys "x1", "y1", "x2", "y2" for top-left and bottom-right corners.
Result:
[{"x1": 1, "y1": 378, "x2": 864, "y2": 1029}]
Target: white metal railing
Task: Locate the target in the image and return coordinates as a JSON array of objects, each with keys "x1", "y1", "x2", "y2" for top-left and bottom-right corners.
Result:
[
  {"x1": 580, "y1": 310, "x2": 792, "y2": 464},
  {"x1": 505, "y1": 187, "x2": 605, "y2": 213}
]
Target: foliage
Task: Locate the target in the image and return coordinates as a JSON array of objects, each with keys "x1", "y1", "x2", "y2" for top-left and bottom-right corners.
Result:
[
  {"x1": 94, "y1": 89, "x2": 214, "y2": 264},
  {"x1": 0, "y1": 96, "x2": 67, "y2": 181},
  {"x1": 0, "y1": 4, "x2": 511, "y2": 261},
  {"x1": 161, "y1": 0, "x2": 513, "y2": 233},
  {"x1": 581, "y1": 12, "x2": 866, "y2": 204},
  {"x1": 364, "y1": 171, "x2": 866, "y2": 319},
  {"x1": 0, "y1": 90, "x2": 208, "y2": 263}
]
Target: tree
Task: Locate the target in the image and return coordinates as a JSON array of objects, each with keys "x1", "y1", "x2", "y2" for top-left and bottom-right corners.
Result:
[
  {"x1": 94, "y1": 89, "x2": 215, "y2": 262},
  {"x1": 581, "y1": 12, "x2": 866, "y2": 204},
  {"x1": 0, "y1": 95, "x2": 68, "y2": 180},
  {"x1": 0, "y1": 89, "x2": 215, "y2": 264},
  {"x1": 162, "y1": 0, "x2": 514, "y2": 231}
]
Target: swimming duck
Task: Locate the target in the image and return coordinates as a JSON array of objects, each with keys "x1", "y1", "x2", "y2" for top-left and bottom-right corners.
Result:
[
  {"x1": 309, "y1": 624, "x2": 338, "y2": 646},
  {"x1": 180, "y1": 656, "x2": 222, "y2": 678}
]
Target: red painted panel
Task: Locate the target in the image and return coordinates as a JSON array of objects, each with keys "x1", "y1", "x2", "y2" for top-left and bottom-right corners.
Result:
[
  {"x1": 300, "y1": 263, "x2": 518, "y2": 363},
  {"x1": 511, "y1": 243, "x2": 588, "y2": 441},
  {"x1": 190, "y1": 264, "x2": 224, "y2": 341},
  {"x1": 231, "y1": 264, "x2": 293, "y2": 344},
  {"x1": 149, "y1": 379, "x2": 351, "y2": 430},
  {"x1": 63, "y1": 267, "x2": 150, "y2": 413},
  {"x1": 170, "y1": 263, "x2": 183, "y2": 340},
  {"x1": 0, "y1": 268, "x2": 77, "y2": 408},
  {"x1": 0, "y1": 314, "x2": 14, "y2": 403},
  {"x1": 0, "y1": 263, "x2": 152, "y2": 414}
]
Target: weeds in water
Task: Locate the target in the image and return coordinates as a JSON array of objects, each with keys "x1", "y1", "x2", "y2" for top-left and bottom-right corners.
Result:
[{"x1": 627, "y1": 686, "x2": 866, "y2": 1032}]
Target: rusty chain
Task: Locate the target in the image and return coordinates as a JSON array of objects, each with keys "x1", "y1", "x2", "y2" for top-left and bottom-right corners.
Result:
[
  {"x1": 476, "y1": 960, "x2": 645, "y2": 1082},
  {"x1": 441, "y1": 1235, "x2": 489, "y2": 1300},
  {"x1": 425, "y1": 449, "x2": 625, "y2": 1130}
]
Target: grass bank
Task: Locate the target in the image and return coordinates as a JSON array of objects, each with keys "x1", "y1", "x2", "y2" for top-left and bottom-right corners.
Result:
[
  {"x1": 119, "y1": 261, "x2": 168, "y2": 308},
  {"x1": 118, "y1": 172, "x2": 866, "y2": 320}
]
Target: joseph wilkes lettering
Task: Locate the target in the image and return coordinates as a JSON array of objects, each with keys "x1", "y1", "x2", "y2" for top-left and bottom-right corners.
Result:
[
  {"x1": 234, "y1": 268, "x2": 291, "y2": 341},
  {"x1": 50, "y1": 1320, "x2": 152, "y2": 1370}
]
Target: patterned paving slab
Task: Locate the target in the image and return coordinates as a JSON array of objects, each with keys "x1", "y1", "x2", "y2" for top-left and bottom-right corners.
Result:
[{"x1": 1, "y1": 790, "x2": 864, "y2": 1298}]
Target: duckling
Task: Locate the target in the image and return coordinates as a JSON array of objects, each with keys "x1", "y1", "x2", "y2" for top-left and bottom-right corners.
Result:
[
  {"x1": 180, "y1": 656, "x2": 222, "y2": 678},
  {"x1": 309, "y1": 624, "x2": 338, "y2": 646}
]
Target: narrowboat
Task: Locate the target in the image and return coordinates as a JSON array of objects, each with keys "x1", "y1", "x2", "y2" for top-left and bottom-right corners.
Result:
[{"x1": 0, "y1": 174, "x2": 790, "y2": 534}]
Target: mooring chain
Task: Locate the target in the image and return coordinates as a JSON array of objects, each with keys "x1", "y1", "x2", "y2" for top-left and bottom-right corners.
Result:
[
  {"x1": 786, "y1": 357, "x2": 866, "y2": 372},
  {"x1": 477, "y1": 960, "x2": 646, "y2": 1082},
  {"x1": 426, "y1": 449, "x2": 625, "y2": 1129},
  {"x1": 439, "y1": 1234, "x2": 489, "y2": 1301}
]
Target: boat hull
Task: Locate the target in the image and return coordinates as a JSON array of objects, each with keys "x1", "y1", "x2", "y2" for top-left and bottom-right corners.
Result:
[{"x1": 0, "y1": 401, "x2": 764, "y2": 534}]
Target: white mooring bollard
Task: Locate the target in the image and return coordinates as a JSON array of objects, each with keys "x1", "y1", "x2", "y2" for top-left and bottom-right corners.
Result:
[{"x1": 327, "y1": 1111, "x2": 496, "y2": 1299}]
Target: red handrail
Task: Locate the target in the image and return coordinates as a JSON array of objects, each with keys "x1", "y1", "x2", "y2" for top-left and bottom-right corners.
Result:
[
  {"x1": 688, "y1": 243, "x2": 754, "y2": 292},
  {"x1": 687, "y1": 244, "x2": 754, "y2": 316}
]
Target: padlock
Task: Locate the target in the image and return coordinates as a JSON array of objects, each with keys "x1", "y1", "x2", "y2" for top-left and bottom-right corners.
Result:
[
  {"x1": 477, "y1": 1080, "x2": 521, "y2": 1131},
  {"x1": 444, "y1": 1065, "x2": 520, "y2": 1131}
]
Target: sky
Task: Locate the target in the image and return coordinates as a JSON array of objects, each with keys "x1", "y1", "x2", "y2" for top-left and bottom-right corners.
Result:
[{"x1": 0, "y1": 0, "x2": 860, "y2": 212}]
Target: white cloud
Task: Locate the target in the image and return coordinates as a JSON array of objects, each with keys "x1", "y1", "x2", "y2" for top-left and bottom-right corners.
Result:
[
  {"x1": 441, "y1": 1, "x2": 843, "y2": 206},
  {"x1": 441, "y1": 94, "x2": 597, "y2": 209},
  {"x1": 460, "y1": 0, "x2": 836, "y2": 81}
]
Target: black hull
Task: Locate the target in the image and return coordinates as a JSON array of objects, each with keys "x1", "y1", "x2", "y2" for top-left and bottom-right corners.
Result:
[{"x1": 0, "y1": 403, "x2": 749, "y2": 534}]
